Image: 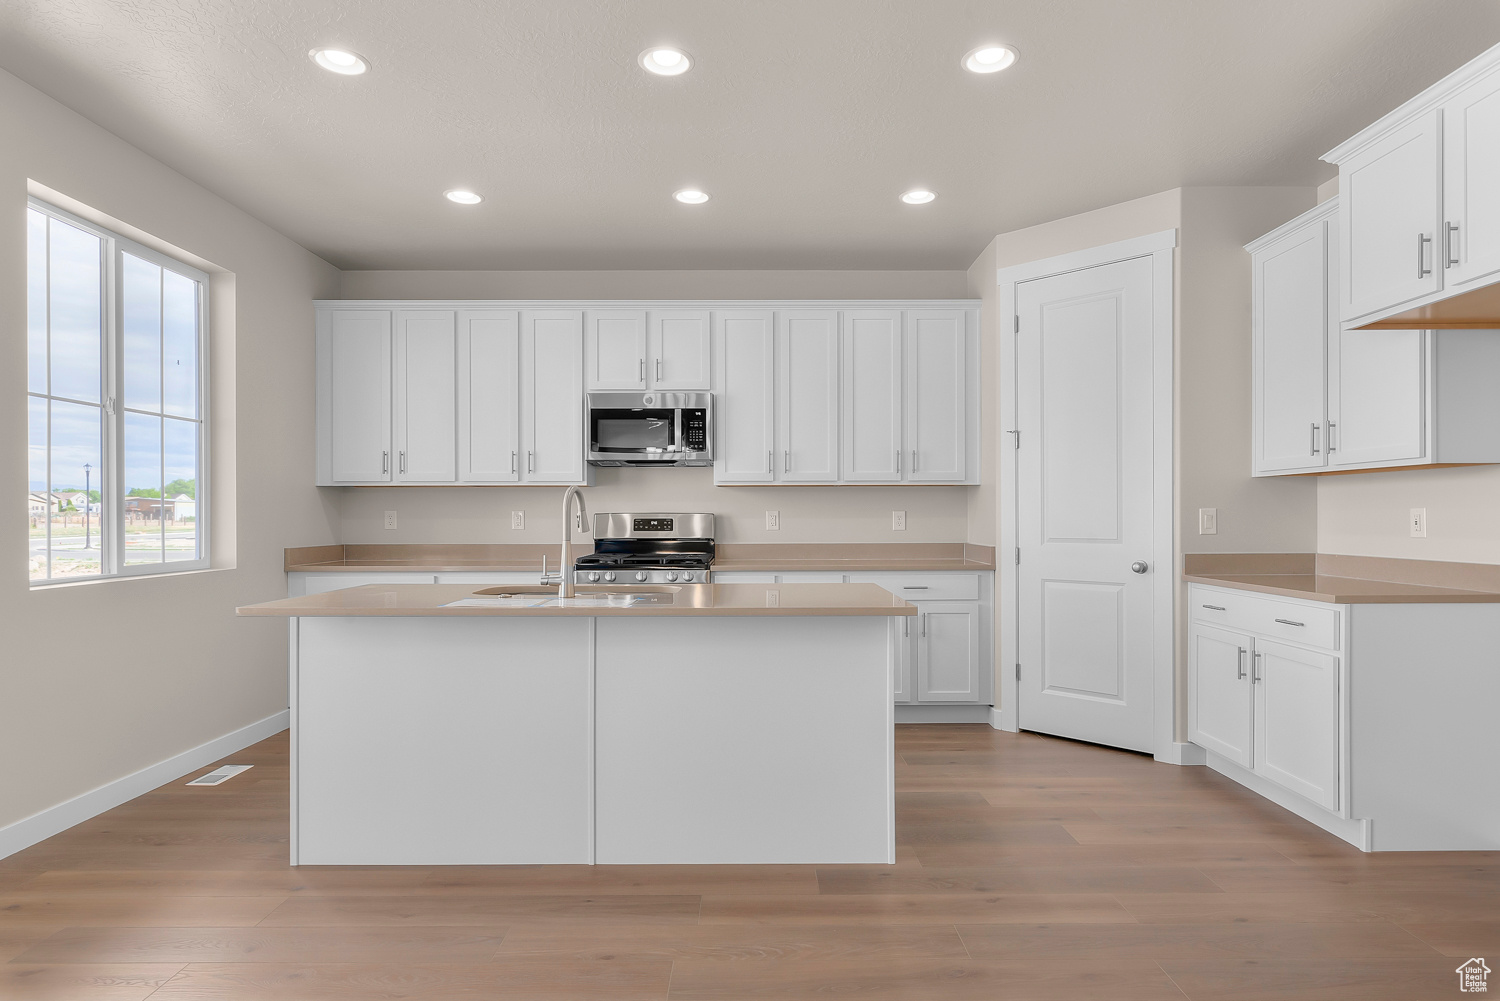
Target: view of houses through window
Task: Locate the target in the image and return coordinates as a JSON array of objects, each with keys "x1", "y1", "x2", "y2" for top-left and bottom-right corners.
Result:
[{"x1": 27, "y1": 200, "x2": 208, "y2": 583}]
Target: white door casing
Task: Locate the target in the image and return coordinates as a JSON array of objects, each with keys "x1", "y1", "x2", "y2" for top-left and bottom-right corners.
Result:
[{"x1": 1002, "y1": 237, "x2": 1176, "y2": 759}]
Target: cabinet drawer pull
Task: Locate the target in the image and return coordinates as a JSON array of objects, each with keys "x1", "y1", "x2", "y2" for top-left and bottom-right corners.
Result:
[
  {"x1": 1274, "y1": 618, "x2": 1305, "y2": 627},
  {"x1": 1237, "y1": 647, "x2": 1247, "y2": 680},
  {"x1": 903, "y1": 586, "x2": 930, "y2": 590},
  {"x1": 1201, "y1": 604, "x2": 1226, "y2": 611},
  {"x1": 1418, "y1": 232, "x2": 1433, "y2": 278}
]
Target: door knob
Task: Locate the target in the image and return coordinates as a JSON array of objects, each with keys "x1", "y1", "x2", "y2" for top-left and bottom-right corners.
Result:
[{"x1": 1130, "y1": 561, "x2": 1149, "y2": 574}]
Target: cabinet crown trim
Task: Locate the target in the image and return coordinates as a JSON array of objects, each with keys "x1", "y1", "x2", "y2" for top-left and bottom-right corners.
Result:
[
  {"x1": 1322, "y1": 41, "x2": 1500, "y2": 164},
  {"x1": 1243, "y1": 196, "x2": 1338, "y2": 255}
]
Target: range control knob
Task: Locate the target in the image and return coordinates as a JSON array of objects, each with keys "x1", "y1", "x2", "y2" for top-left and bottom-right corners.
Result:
[
  {"x1": 635, "y1": 571, "x2": 648, "y2": 582},
  {"x1": 587, "y1": 571, "x2": 601, "y2": 583},
  {"x1": 603, "y1": 572, "x2": 616, "y2": 583},
  {"x1": 679, "y1": 572, "x2": 694, "y2": 582},
  {"x1": 665, "y1": 572, "x2": 679, "y2": 582}
]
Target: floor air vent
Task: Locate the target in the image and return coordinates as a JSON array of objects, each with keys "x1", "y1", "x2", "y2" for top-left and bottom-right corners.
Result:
[{"x1": 186, "y1": 764, "x2": 253, "y2": 786}]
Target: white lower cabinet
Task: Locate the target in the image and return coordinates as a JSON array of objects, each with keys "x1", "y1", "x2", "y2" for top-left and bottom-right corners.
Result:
[
  {"x1": 1188, "y1": 586, "x2": 1342, "y2": 813},
  {"x1": 914, "y1": 601, "x2": 981, "y2": 702}
]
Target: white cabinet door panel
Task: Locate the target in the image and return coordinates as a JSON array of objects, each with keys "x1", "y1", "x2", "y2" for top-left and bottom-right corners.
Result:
[
  {"x1": 1187, "y1": 625, "x2": 1254, "y2": 769},
  {"x1": 650, "y1": 310, "x2": 711, "y2": 390},
  {"x1": 777, "y1": 310, "x2": 840, "y2": 482},
  {"x1": 1328, "y1": 328, "x2": 1427, "y2": 467},
  {"x1": 324, "y1": 310, "x2": 392, "y2": 483},
  {"x1": 1252, "y1": 222, "x2": 1330, "y2": 474},
  {"x1": 916, "y1": 601, "x2": 981, "y2": 702},
  {"x1": 1254, "y1": 639, "x2": 1340, "y2": 812},
  {"x1": 457, "y1": 310, "x2": 520, "y2": 482},
  {"x1": 521, "y1": 310, "x2": 584, "y2": 482},
  {"x1": 892, "y1": 617, "x2": 913, "y2": 703},
  {"x1": 1340, "y1": 110, "x2": 1442, "y2": 320},
  {"x1": 904, "y1": 310, "x2": 966, "y2": 481},
  {"x1": 714, "y1": 310, "x2": 775, "y2": 483},
  {"x1": 393, "y1": 310, "x2": 456, "y2": 483},
  {"x1": 586, "y1": 310, "x2": 647, "y2": 390},
  {"x1": 841, "y1": 310, "x2": 903, "y2": 482},
  {"x1": 1443, "y1": 71, "x2": 1500, "y2": 287}
]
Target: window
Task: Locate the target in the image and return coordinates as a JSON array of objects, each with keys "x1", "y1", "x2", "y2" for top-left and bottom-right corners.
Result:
[{"x1": 27, "y1": 199, "x2": 209, "y2": 583}]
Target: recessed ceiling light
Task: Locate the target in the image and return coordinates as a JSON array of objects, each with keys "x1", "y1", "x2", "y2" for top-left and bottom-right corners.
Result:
[
  {"x1": 444, "y1": 189, "x2": 483, "y2": 205},
  {"x1": 673, "y1": 188, "x2": 709, "y2": 204},
  {"x1": 310, "y1": 47, "x2": 370, "y2": 75},
  {"x1": 901, "y1": 189, "x2": 936, "y2": 205},
  {"x1": 962, "y1": 44, "x2": 1017, "y2": 74},
  {"x1": 640, "y1": 47, "x2": 692, "y2": 76}
]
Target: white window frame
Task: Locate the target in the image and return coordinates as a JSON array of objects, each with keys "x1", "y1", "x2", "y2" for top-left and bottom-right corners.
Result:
[{"x1": 28, "y1": 197, "x2": 211, "y2": 585}]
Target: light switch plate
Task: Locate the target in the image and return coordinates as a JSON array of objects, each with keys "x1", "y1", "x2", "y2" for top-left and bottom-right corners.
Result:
[
  {"x1": 892, "y1": 511, "x2": 907, "y2": 531},
  {"x1": 1410, "y1": 507, "x2": 1427, "y2": 538},
  {"x1": 384, "y1": 510, "x2": 397, "y2": 530},
  {"x1": 765, "y1": 510, "x2": 780, "y2": 531},
  {"x1": 511, "y1": 511, "x2": 525, "y2": 530},
  {"x1": 1198, "y1": 508, "x2": 1217, "y2": 535}
]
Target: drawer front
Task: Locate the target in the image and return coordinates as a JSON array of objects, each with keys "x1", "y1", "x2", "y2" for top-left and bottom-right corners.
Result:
[
  {"x1": 847, "y1": 573, "x2": 980, "y2": 601},
  {"x1": 1190, "y1": 585, "x2": 1340, "y2": 651}
]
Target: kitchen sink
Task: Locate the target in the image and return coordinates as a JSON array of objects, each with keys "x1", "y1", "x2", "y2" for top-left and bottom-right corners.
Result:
[
  {"x1": 443, "y1": 584, "x2": 682, "y2": 609},
  {"x1": 470, "y1": 585, "x2": 681, "y2": 596}
]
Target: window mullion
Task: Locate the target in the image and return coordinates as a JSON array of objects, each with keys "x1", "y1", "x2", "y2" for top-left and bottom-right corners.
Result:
[{"x1": 106, "y1": 238, "x2": 123, "y2": 578}]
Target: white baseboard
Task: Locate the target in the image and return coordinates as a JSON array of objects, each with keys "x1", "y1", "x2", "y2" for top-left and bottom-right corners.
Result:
[
  {"x1": 1155, "y1": 741, "x2": 1208, "y2": 766},
  {"x1": 988, "y1": 706, "x2": 1018, "y2": 732},
  {"x1": 1205, "y1": 751, "x2": 1371, "y2": 851},
  {"x1": 0, "y1": 709, "x2": 290, "y2": 861},
  {"x1": 896, "y1": 705, "x2": 992, "y2": 724}
]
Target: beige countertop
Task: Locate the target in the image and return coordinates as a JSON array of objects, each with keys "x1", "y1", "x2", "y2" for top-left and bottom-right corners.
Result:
[
  {"x1": 284, "y1": 543, "x2": 997, "y2": 573},
  {"x1": 239, "y1": 582, "x2": 918, "y2": 617},
  {"x1": 1183, "y1": 553, "x2": 1500, "y2": 604}
]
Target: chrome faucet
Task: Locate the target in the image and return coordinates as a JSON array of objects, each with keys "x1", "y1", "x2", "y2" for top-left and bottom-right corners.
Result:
[{"x1": 541, "y1": 485, "x2": 588, "y2": 597}]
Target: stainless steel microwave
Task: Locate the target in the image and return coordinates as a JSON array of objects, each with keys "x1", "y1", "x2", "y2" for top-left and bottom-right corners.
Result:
[{"x1": 586, "y1": 392, "x2": 713, "y2": 466}]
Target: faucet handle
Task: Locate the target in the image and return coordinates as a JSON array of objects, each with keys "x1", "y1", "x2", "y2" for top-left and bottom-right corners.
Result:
[{"x1": 539, "y1": 554, "x2": 562, "y2": 586}]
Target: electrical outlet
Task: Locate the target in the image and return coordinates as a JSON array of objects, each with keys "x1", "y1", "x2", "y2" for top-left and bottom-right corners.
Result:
[
  {"x1": 383, "y1": 510, "x2": 397, "y2": 530},
  {"x1": 765, "y1": 510, "x2": 780, "y2": 531},
  {"x1": 893, "y1": 510, "x2": 907, "y2": 531},
  {"x1": 511, "y1": 510, "x2": 525, "y2": 530},
  {"x1": 1410, "y1": 507, "x2": 1427, "y2": 538},
  {"x1": 1198, "y1": 508, "x2": 1217, "y2": 535}
]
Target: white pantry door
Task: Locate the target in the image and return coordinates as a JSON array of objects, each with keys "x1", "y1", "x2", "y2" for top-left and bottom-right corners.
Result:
[{"x1": 1016, "y1": 256, "x2": 1158, "y2": 753}]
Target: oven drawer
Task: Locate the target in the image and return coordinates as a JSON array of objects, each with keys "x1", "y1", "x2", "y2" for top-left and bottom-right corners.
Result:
[
  {"x1": 1190, "y1": 585, "x2": 1340, "y2": 651},
  {"x1": 846, "y1": 573, "x2": 980, "y2": 601}
]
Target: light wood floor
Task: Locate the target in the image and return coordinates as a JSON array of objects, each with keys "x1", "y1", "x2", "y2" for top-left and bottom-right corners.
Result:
[{"x1": 1, "y1": 725, "x2": 1496, "y2": 1000}]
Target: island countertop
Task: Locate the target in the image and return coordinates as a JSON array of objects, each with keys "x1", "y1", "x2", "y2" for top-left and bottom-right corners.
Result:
[{"x1": 238, "y1": 582, "x2": 918, "y2": 617}]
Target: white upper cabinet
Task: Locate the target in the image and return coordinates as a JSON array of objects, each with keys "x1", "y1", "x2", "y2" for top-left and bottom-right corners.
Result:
[
  {"x1": 777, "y1": 310, "x2": 841, "y2": 482},
  {"x1": 456, "y1": 310, "x2": 520, "y2": 483},
  {"x1": 392, "y1": 311, "x2": 457, "y2": 484},
  {"x1": 1249, "y1": 201, "x2": 1335, "y2": 475},
  {"x1": 649, "y1": 311, "x2": 711, "y2": 390},
  {"x1": 1338, "y1": 111, "x2": 1442, "y2": 321},
  {"x1": 1442, "y1": 66, "x2": 1500, "y2": 288},
  {"x1": 1324, "y1": 44, "x2": 1500, "y2": 323},
  {"x1": 904, "y1": 310, "x2": 967, "y2": 482},
  {"x1": 841, "y1": 310, "x2": 903, "y2": 482},
  {"x1": 1326, "y1": 327, "x2": 1427, "y2": 467},
  {"x1": 714, "y1": 310, "x2": 776, "y2": 483},
  {"x1": 319, "y1": 310, "x2": 392, "y2": 484},
  {"x1": 521, "y1": 310, "x2": 585, "y2": 483},
  {"x1": 586, "y1": 310, "x2": 648, "y2": 390},
  {"x1": 586, "y1": 309, "x2": 711, "y2": 391}
]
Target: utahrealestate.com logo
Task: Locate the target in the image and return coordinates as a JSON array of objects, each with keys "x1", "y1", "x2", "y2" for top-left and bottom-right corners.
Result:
[{"x1": 1459, "y1": 958, "x2": 1490, "y2": 993}]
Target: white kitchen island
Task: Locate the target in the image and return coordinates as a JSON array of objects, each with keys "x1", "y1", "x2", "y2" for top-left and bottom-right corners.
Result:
[{"x1": 238, "y1": 582, "x2": 913, "y2": 865}]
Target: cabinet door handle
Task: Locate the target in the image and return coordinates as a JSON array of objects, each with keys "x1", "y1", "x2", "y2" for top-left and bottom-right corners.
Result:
[
  {"x1": 1274, "y1": 618, "x2": 1305, "y2": 627},
  {"x1": 1201, "y1": 604, "x2": 1226, "y2": 611},
  {"x1": 1418, "y1": 233, "x2": 1433, "y2": 278},
  {"x1": 656, "y1": 357, "x2": 663, "y2": 382},
  {"x1": 1237, "y1": 647, "x2": 1247, "y2": 680},
  {"x1": 1327, "y1": 421, "x2": 1337, "y2": 453},
  {"x1": 1310, "y1": 423, "x2": 1320, "y2": 455},
  {"x1": 911, "y1": 449, "x2": 918, "y2": 472},
  {"x1": 1446, "y1": 221, "x2": 1460, "y2": 268},
  {"x1": 767, "y1": 450, "x2": 773, "y2": 474},
  {"x1": 528, "y1": 450, "x2": 534, "y2": 473},
  {"x1": 903, "y1": 617, "x2": 909, "y2": 637},
  {"x1": 920, "y1": 612, "x2": 927, "y2": 637},
  {"x1": 784, "y1": 449, "x2": 790, "y2": 472},
  {"x1": 1251, "y1": 650, "x2": 1262, "y2": 684},
  {"x1": 399, "y1": 451, "x2": 406, "y2": 474},
  {"x1": 639, "y1": 358, "x2": 644, "y2": 382},
  {"x1": 382, "y1": 450, "x2": 389, "y2": 474},
  {"x1": 511, "y1": 451, "x2": 517, "y2": 474},
  {"x1": 896, "y1": 448, "x2": 901, "y2": 474}
]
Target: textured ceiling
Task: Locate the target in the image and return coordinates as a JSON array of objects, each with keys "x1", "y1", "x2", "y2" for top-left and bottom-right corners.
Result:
[{"x1": 3, "y1": 0, "x2": 1499, "y2": 270}]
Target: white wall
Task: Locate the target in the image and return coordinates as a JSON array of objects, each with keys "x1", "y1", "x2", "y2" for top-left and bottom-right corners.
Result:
[
  {"x1": 341, "y1": 270, "x2": 969, "y2": 301},
  {"x1": 1319, "y1": 465, "x2": 1500, "y2": 562},
  {"x1": 0, "y1": 68, "x2": 340, "y2": 833}
]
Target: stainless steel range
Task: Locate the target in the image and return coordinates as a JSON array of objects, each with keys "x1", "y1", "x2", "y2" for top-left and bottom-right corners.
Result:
[{"x1": 573, "y1": 513, "x2": 715, "y2": 585}]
